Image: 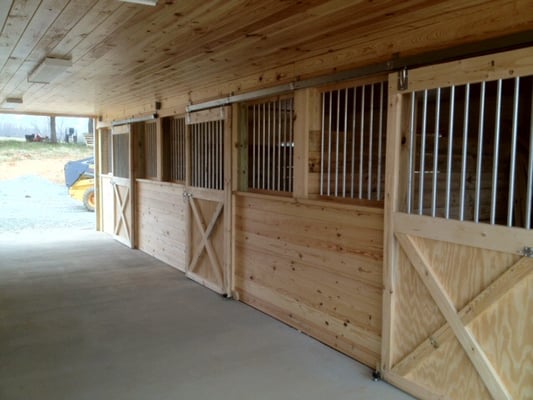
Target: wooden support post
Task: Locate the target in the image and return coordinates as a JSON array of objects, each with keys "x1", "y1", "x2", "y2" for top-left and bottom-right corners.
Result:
[
  {"x1": 224, "y1": 106, "x2": 233, "y2": 295},
  {"x1": 381, "y1": 75, "x2": 404, "y2": 372},
  {"x1": 293, "y1": 88, "x2": 320, "y2": 199},
  {"x1": 95, "y1": 127, "x2": 102, "y2": 232}
]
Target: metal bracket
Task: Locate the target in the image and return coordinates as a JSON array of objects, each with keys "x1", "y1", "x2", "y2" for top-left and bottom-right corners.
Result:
[
  {"x1": 521, "y1": 247, "x2": 533, "y2": 258},
  {"x1": 398, "y1": 67, "x2": 408, "y2": 91},
  {"x1": 182, "y1": 191, "x2": 193, "y2": 202}
]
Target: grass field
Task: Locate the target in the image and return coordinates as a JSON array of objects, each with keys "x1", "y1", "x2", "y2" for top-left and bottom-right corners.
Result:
[{"x1": 0, "y1": 140, "x2": 93, "y2": 184}]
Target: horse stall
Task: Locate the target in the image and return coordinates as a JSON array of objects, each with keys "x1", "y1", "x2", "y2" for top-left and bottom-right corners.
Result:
[{"x1": 94, "y1": 46, "x2": 533, "y2": 399}]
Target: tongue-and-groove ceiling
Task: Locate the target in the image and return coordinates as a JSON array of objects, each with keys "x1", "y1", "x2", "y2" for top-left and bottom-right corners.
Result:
[{"x1": 1, "y1": 0, "x2": 532, "y2": 119}]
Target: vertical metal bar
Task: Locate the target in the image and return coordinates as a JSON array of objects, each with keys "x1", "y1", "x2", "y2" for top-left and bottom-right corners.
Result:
[
  {"x1": 359, "y1": 85, "x2": 365, "y2": 199},
  {"x1": 526, "y1": 88, "x2": 533, "y2": 229},
  {"x1": 407, "y1": 91, "x2": 416, "y2": 214},
  {"x1": 327, "y1": 91, "x2": 332, "y2": 195},
  {"x1": 491, "y1": 80, "x2": 502, "y2": 225},
  {"x1": 459, "y1": 84, "x2": 470, "y2": 221},
  {"x1": 283, "y1": 100, "x2": 288, "y2": 192},
  {"x1": 343, "y1": 88, "x2": 348, "y2": 197},
  {"x1": 270, "y1": 101, "x2": 274, "y2": 191},
  {"x1": 192, "y1": 125, "x2": 196, "y2": 186},
  {"x1": 351, "y1": 87, "x2": 357, "y2": 198},
  {"x1": 431, "y1": 88, "x2": 441, "y2": 217},
  {"x1": 418, "y1": 90, "x2": 428, "y2": 215},
  {"x1": 368, "y1": 83, "x2": 375, "y2": 200},
  {"x1": 288, "y1": 99, "x2": 293, "y2": 192},
  {"x1": 377, "y1": 82, "x2": 384, "y2": 201},
  {"x1": 262, "y1": 103, "x2": 266, "y2": 190},
  {"x1": 474, "y1": 82, "x2": 486, "y2": 223},
  {"x1": 320, "y1": 92, "x2": 326, "y2": 196},
  {"x1": 277, "y1": 99, "x2": 282, "y2": 191},
  {"x1": 211, "y1": 122, "x2": 214, "y2": 189},
  {"x1": 507, "y1": 77, "x2": 520, "y2": 227},
  {"x1": 274, "y1": 100, "x2": 278, "y2": 191},
  {"x1": 445, "y1": 86, "x2": 456, "y2": 219},
  {"x1": 267, "y1": 102, "x2": 271, "y2": 190},
  {"x1": 252, "y1": 105, "x2": 256, "y2": 188},
  {"x1": 335, "y1": 90, "x2": 340, "y2": 196},
  {"x1": 220, "y1": 121, "x2": 223, "y2": 190}
]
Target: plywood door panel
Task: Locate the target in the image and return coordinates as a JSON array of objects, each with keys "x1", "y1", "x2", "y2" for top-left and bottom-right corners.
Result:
[
  {"x1": 112, "y1": 176, "x2": 132, "y2": 247},
  {"x1": 187, "y1": 194, "x2": 226, "y2": 293}
]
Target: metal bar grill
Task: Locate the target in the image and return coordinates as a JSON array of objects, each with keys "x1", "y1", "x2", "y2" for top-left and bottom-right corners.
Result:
[
  {"x1": 403, "y1": 74, "x2": 533, "y2": 229},
  {"x1": 490, "y1": 79, "x2": 502, "y2": 225},
  {"x1": 445, "y1": 86, "x2": 455, "y2": 219},
  {"x1": 247, "y1": 97, "x2": 294, "y2": 193},
  {"x1": 377, "y1": 82, "x2": 385, "y2": 200},
  {"x1": 320, "y1": 80, "x2": 388, "y2": 202},
  {"x1": 418, "y1": 90, "x2": 428, "y2": 215},
  {"x1": 526, "y1": 89, "x2": 533, "y2": 229},
  {"x1": 168, "y1": 118, "x2": 186, "y2": 182},
  {"x1": 368, "y1": 84, "x2": 375, "y2": 200},
  {"x1": 474, "y1": 83, "x2": 485, "y2": 223},
  {"x1": 459, "y1": 83, "x2": 470, "y2": 221},
  {"x1": 144, "y1": 122, "x2": 157, "y2": 178},
  {"x1": 507, "y1": 77, "x2": 520, "y2": 227},
  {"x1": 190, "y1": 120, "x2": 224, "y2": 190},
  {"x1": 431, "y1": 88, "x2": 441, "y2": 218}
]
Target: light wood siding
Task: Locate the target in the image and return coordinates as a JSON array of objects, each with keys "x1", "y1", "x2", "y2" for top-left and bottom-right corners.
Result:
[
  {"x1": 234, "y1": 193, "x2": 383, "y2": 367},
  {"x1": 136, "y1": 180, "x2": 187, "y2": 271}
]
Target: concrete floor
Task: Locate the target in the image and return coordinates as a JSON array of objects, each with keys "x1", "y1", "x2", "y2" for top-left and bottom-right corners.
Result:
[{"x1": 0, "y1": 230, "x2": 413, "y2": 400}]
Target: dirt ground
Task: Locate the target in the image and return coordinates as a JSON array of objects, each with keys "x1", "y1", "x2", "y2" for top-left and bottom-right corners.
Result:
[
  {"x1": 0, "y1": 139, "x2": 95, "y2": 233},
  {"x1": 0, "y1": 140, "x2": 93, "y2": 184}
]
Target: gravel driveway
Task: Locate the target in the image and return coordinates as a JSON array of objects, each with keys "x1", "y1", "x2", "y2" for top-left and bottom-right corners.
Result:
[{"x1": 0, "y1": 175, "x2": 95, "y2": 234}]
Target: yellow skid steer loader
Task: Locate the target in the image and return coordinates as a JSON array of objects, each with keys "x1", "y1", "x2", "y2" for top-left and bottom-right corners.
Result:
[{"x1": 64, "y1": 156, "x2": 95, "y2": 212}]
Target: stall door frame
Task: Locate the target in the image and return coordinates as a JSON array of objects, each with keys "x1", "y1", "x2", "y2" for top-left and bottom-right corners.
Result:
[
  {"x1": 184, "y1": 107, "x2": 232, "y2": 295},
  {"x1": 110, "y1": 124, "x2": 135, "y2": 248},
  {"x1": 96, "y1": 127, "x2": 114, "y2": 235},
  {"x1": 382, "y1": 47, "x2": 533, "y2": 400}
]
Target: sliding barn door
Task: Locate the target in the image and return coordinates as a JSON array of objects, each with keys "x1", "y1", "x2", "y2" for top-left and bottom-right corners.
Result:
[
  {"x1": 110, "y1": 124, "x2": 134, "y2": 248},
  {"x1": 382, "y1": 48, "x2": 533, "y2": 399},
  {"x1": 184, "y1": 108, "x2": 231, "y2": 295}
]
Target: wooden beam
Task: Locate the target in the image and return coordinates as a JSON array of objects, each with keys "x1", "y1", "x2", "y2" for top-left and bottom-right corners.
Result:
[
  {"x1": 381, "y1": 75, "x2": 405, "y2": 372},
  {"x1": 394, "y1": 213, "x2": 533, "y2": 256},
  {"x1": 396, "y1": 233, "x2": 512, "y2": 400}
]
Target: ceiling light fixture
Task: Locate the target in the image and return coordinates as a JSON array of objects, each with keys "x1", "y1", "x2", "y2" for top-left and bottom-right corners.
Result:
[
  {"x1": 119, "y1": 0, "x2": 158, "y2": 5},
  {"x1": 28, "y1": 57, "x2": 72, "y2": 84},
  {"x1": 1, "y1": 97, "x2": 23, "y2": 109}
]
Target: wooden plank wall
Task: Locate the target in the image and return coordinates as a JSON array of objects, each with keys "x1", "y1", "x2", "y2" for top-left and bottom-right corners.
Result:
[
  {"x1": 136, "y1": 180, "x2": 187, "y2": 271},
  {"x1": 234, "y1": 193, "x2": 383, "y2": 367}
]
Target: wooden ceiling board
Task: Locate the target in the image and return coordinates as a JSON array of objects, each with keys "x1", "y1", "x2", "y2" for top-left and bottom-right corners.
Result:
[
  {"x1": 0, "y1": 0, "x2": 532, "y2": 118},
  {"x1": 100, "y1": 0, "x2": 533, "y2": 116}
]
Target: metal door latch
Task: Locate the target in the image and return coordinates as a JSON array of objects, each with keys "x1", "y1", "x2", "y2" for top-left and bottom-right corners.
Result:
[{"x1": 398, "y1": 67, "x2": 408, "y2": 91}]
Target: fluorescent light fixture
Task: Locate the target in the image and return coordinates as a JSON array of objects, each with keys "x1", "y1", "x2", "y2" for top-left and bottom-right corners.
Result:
[
  {"x1": 28, "y1": 57, "x2": 72, "y2": 84},
  {"x1": 1, "y1": 97, "x2": 23, "y2": 109},
  {"x1": 119, "y1": 0, "x2": 157, "y2": 5}
]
